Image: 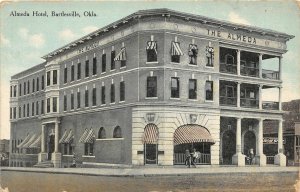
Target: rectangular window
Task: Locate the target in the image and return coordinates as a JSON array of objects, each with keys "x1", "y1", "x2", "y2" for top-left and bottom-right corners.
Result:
[
  {"x1": 13, "y1": 85, "x2": 17, "y2": 97},
  {"x1": 206, "y1": 46, "x2": 214, "y2": 67},
  {"x1": 77, "y1": 63, "x2": 81, "y2": 80},
  {"x1": 189, "y1": 79, "x2": 197, "y2": 99},
  {"x1": 27, "y1": 81, "x2": 30, "y2": 94},
  {"x1": 102, "y1": 54, "x2": 106, "y2": 73},
  {"x1": 36, "y1": 101, "x2": 39, "y2": 115},
  {"x1": 46, "y1": 98, "x2": 50, "y2": 113},
  {"x1": 41, "y1": 75, "x2": 44, "y2": 90},
  {"x1": 71, "y1": 65, "x2": 74, "y2": 81},
  {"x1": 111, "y1": 51, "x2": 115, "y2": 70},
  {"x1": 27, "y1": 103, "x2": 30, "y2": 117},
  {"x1": 189, "y1": 44, "x2": 198, "y2": 65},
  {"x1": 23, "y1": 104, "x2": 25, "y2": 117},
  {"x1": 64, "y1": 95, "x2": 67, "y2": 111},
  {"x1": 53, "y1": 97, "x2": 57, "y2": 112},
  {"x1": 36, "y1": 77, "x2": 39, "y2": 91},
  {"x1": 32, "y1": 79, "x2": 35, "y2": 92},
  {"x1": 85, "y1": 90, "x2": 89, "y2": 107},
  {"x1": 64, "y1": 67, "x2": 68, "y2": 84},
  {"x1": 24, "y1": 82, "x2": 26, "y2": 95},
  {"x1": 101, "y1": 85, "x2": 105, "y2": 104},
  {"x1": 41, "y1": 100, "x2": 44, "y2": 115},
  {"x1": 13, "y1": 107, "x2": 16, "y2": 119},
  {"x1": 110, "y1": 84, "x2": 115, "y2": 103},
  {"x1": 18, "y1": 106, "x2": 21, "y2": 118},
  {"x1": 146, "y1": 41, "x2": 157, "y2": 62},
  {"x1": 77, "y1": 91, "x2": 81, "y2": 108},
  {"x1": 19, "y1": 84, "x2": 22, "y2": 96},
  {"x1": 205, "y1": 81, "x2": 213, "y2": 100},
  {"x1": 71, "y1": 93, "x2": 74, "y2": 110},
  {"x1": 171, "y1": 77, "x2": 180, "y2": 98},
  {"x1": 10, "y1": 86, "x2": 12, "y2": 98},
  {"x1": 53, "y1": 70, "x2": 57, "y2": 85},
  {"x1": 120, "y1": 81, "x2": 125, "y2": 102},
  {"x1": 146, "y1": 76, "x2": 157, "y2": 97},
  {"x1": 47, "y1": 71, "x2": 50, "y2": 86},
  {"x1": 32, "y1": 102, "x2": 34, "y2": 116},
  {"x1": 84, "y1": 143, "x2": 94, "y2": 156},
  {"x1": 85, "y1": 60, "x2": 89, "y2": 78},
  {"x1": 93, "y1": 57, "x2": 97, "y2": 75},
  {"x1": 171, "y1": 42, "x2": 183, "y2": 63},
  {"x1": 92, "y1": 87, "x2": 96, "y2": 106},
  {"x1": 10, "y1": 108, "x2": 12, "y2": 119}
]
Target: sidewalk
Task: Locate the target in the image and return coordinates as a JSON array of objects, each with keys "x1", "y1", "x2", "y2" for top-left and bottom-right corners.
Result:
[{"x1": 1, "y1": 165, "x2": 299, "y2": 177}]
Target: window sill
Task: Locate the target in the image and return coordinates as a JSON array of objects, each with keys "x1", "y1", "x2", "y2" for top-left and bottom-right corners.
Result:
[
  {"x1": 119, "y1": 100, "x2": 125, "y2": 103},
  {"x1": 77, "y1": 79, "x2": 81, "y2": 81},
  {"x1": 82, "y1": 155, "x2": 95, "y2": 158},
  {"x1": 92, "y1": 74, "x2": 97, "y2": 77},
  {"x1": 101, "y1": 72, "x2": 106, "y2": 75},
  {"x1": 96, "y1": 138, "x2": 124, "y2": 141},
  {"x1": 146, "y1": 61, "x2": 159, "y2": 64},
  {"x1": 110, "y1": 69, "x2": 116, "y2": 72},
  {"x1": 188, "y1": 64, "x2": 197, "y2": 67},
  {"x1": 205, "y1": 100, "x2": 214, "y2": 102},
  {"x1": 170, "y1": 62, "x2": 180, "y2": 65},
  {"x1": 205, "y1": 66, "x2": 214, "y2": 68},
  {"x1": 145, "y1": 97, "x2": 158, "y2": 99},
  {"x1": 85, "y1": 107, "x2": 89, "y2": 109},
  {"x1": 100, "y1": 104, "x2": 106, "y2": 106},
  {"x1": 92, "y1": 105, "x2": 97, "y2": 108},
  {"x1": 170, "y1": 97, "x2": 180, "y2": 100},
  {"x1": 110, "y1": 102, "x2": 116, "y2": 105},
  {"x1": 70, "y1": 109, "x2": 75, "y2": 111},
  {"x1": 120, "y1": 66, "x2": 126, "y2": 69},
  {"x1": 63, "y1": 155, "x2": 74, "y2": 157},
  {"x1": 70, "y1": 80, "x2": 75, "y2": 84},
  {"x1": 84, "y1": 77, "x2": 89, "y2": 79},
  {"x1": 188, "y1": 99, "x2": 198, "y2": 101}
]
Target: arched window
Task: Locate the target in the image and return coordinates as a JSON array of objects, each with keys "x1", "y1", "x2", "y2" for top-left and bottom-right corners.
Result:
[
  {"x1": 113, "y1": 126, "x2": 122, "y2": 138},
  {"x1": 225, "y1": 54, "x2": 234, "y2": 65},
  {"x1": 98, "y1": 127, "x2": 106, "y2": 139}
]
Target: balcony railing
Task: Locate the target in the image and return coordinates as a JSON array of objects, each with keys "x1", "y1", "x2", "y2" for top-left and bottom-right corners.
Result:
[
  {"x1": 220, "y1": 96, "x2": 237, "y2": 106},
  {"x1": 240, "y1": 98, "x2": 259, "y2": 108},
  {"x1": 262, "y1": 69, "x2": 279, "y2": 80},
  {"x1": 220, "y1": 63, "x2": 237, "y2": 74},
  {"x1": 241, "y1": 66, "x2": 259, "y2": 77},
  {"x1": 262, "y1": 101, "x2": 279, "y2": 110},
  {"x1": 174, "y1": 153, "x2": 211, "y2": 165}
]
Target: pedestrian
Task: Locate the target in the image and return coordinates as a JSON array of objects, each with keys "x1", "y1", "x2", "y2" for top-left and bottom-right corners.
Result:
[
  {"x1": 71, "y1": 152, "x2": 77, "y2": 168},
  {"x1": 185, "y1": 149, "x2": 191, "y2": 168},
  {"x1": 248, "y1": 148, "x2": 254, "y2": 165},
  {"x1": 191, "y1": 148, "x2": 198, "y2": 168}
]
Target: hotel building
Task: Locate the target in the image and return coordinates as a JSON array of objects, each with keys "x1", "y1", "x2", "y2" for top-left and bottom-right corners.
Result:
[{"x1": 9, "y1": 9, "x2": 294, "y2": 168}]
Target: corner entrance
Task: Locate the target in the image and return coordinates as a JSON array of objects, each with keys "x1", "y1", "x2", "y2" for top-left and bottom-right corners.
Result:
[{"x1": 142, "y1": 124, "x2": 159, "y2": 165}]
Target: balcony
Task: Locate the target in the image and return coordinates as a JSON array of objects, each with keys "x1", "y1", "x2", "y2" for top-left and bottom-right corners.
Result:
[
  {"x1": 262, "y1": 69, "x2": 280, "y2": 80},
  {"x1": 220, "y1": 63, "x2": 237, "y2": 74},
  {"x1": 241, "y1": 65, "x2": 259, "y2": 77},
  {"x1": 262, "y1": 101, "x2": 279, "y2": 110},
  {"x1": 240, "y1": 98, "x2": 259, "y2": 108},
  {"x1": 220, "y1": 96, "x2": 237, "y2": 106}
]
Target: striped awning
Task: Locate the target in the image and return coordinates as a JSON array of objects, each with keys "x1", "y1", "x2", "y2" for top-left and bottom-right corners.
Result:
[
  {"x1": 142, "y1": 124, "x2": 159, "y2": 144},
  {"x1": 79, "y1": 129, "x2": 89, "y2": 143},
  {"x1": 17, "y1": 134, "x2": 30, "y2": 148},
  {"x1": 22, "y1": 134, "x2": 37, "y2": 148},
  {"x1": 29, "y1": 135, "x2": 41, "y2": 148},
  {"x1": 59, "y1": 129, "x2": 68, "y2": 143},
  {"x1": 171, "y1": 42, "x2": 184, "y2": 56},
  {"x1": 174, "y1": 124, "x2": 215, "y2": 145},
  {"x1": 84, "y1": 129, "x2": 95, "y2": 143},
  {"x1": 146, "y1": 41, "x2": 157, "y2": 53},
  {"x1": 64, "y1": 130, "x2": 74, "y2": 143},
  {"x1": 114, "y1": 47, "x2": 126, "y2": 61}
]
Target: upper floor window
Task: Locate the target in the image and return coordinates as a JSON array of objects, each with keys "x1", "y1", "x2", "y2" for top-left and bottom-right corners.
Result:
[
  {"x1": 111, "y1": 51, "x2": 115, "y2": 70},
  {"x1": 41, "y1": 75, "x2": 44, "y2": 90},
  {"x1": 31, "y1": 102, "x2": 35, "y2": 116},
  {"x1": 189, "y1": 79, "x2": 197, "y2": 100},
  {"x1": 120, "y1": 81, "x2": 125, "y2": 102},
  {"x1": 71, "y1": 93, "x2": 74, "y2": 110},
  {"x1": 77, "y1": 62, "x2": 81, "y2": 80},
  {"x1": 13, "y1": 85, "x2": 17, "y2": 97},
  {"x1": 93, "y1": 57, "x2": 97, "y2": 75},
  {"x1": 102, "y1": 54, "x2": 106, "y2": 73},
  {"x1": 64, "y1": 95, "x2": 67, "y2": 111},
  {"x1": 146, "y1": 40, "x2": 157, "y2": 62},
  {"x1": 41, "y1": 100, "x2": 44, "y2": 115},
  {"x1": 71, "y1": 65, "x2": 75, "y2": 82},
  {"x1": 36, "y1": 77, "x2": 39, "y2": 91},
  {"x1": 13, "y1": 107, "x2": 16, "y2": 119},
  {"x1": 225, "y1": 54, "x2": 234, "y2": 65},
  {"x1": 32, "y1": 79, "x2": 35, "y2": 92},
  {"x1": 23, "y1": 104, "x2": 25, "y2": 117},
  {"x1": 27, "y1": 103, "x2": 30, "y2": 117},
  {"x1": 27, "y1": 80, "x2": 30, "y2": 94},
  {"x1": 24, "y1": 82, "x2": 26, "y2": 95},
  {"x1": 64, "y1": 67, "x2": 68, "y2": 84},
  {"x1": 205, "y1": 81, "x2": 213, "y2": 101},
  {"x1": 77, "y1": 90, "x2": 81, "y2": 108},
  {"x1": 47, "y1": 98, "x2": 50, "y2": 113},
  {"x1": 47, "y1": 71, "x2": 51, "y2": 86},
  {"x1": 85, "y1": 89, "x2": 89, "y2": 107},
  {"x1": 92, "y1": 87, "x2": 96, "y2": 106},
  {"x1": 19, "y1": 84, "x2": 22, "y2": 96},
  {"x1": 146, "y1": 76, "x2": 157, "y2": 98},
  {"x1": 171, "y1": 77, "x2": 180, "y2": 98},
  {"x1": 10, "y1": 86, "x2": 12, "y2": 98},
  {"x1": 85, "y1": 60, "x2": 89, "y2": 78},
  {"x1": 113, "y1": 126, "x2": 122, "y2": 138},
  {"x1": 98, "y1": 127, "x2": 106, "y2": 139},
  {"x1": 36, "y1": 101, "x2": 39, "y2": 115},
  {"x1": 189, "y1": 44, "x2": 198, "y2": 65},
  {"x1": 18, "y1": 106, "x2": 21, "y2": 118},
  {"x1": 206, "y1": 45, "x2": 214, "y2": 67},
  {"x1": 115, "y1": 47, "x2": 126, "y2": 68},
  {"x1": 171, "y1": 41, "x2": 183, "y2": 63},
  {"x1": 110, "y1": 83, "x2": 115, "y2": 103},
  {"x1": 53, "y1": 70, "x2": 57, "y2": 85},
  {"x1": 101, "y1": 85, "x2": 105, "y2": 105},
  {"x1": 52, "y1": 97, "x2": 58, "y2": 113}
]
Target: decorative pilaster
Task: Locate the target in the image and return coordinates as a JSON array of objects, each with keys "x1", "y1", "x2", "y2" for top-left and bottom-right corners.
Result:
[
  {"x1": 232, "y1": 117, "x2": 245, "y2": 166},
  {"x1": 255, "y1": 118, "x2": 266, "y2": 166},
  {"x1": 237, "y1": 82, "x2": 240, "y2": 108},
  {"x1": 275, "y1": 119, "x2": 286, "y2": 166}
]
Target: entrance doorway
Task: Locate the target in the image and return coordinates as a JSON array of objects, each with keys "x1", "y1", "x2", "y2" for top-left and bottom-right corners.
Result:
[
  {"x1": 48, "y1": 135, "x2": 55, "y2": 160},
  {"x1": 244, "y1": 131, "x2": 256, "y2": 156},
  {"x1": 144, "y1": 144, "x2": 158, "y2": 164},
  {"x1": 222, "y1": 130, "x2": 236, "y2": 164}
]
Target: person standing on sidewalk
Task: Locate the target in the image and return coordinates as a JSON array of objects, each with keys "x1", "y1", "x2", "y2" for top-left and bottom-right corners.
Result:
[{"x1": 185, "y1": 149, "x2": 191, "y2": 168}]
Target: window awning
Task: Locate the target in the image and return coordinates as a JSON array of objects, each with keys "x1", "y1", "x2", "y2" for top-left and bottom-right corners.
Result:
[
  {"x1": 114, "y1": 47, "x2": 126, "y2": 61},
  {"x1": 79, "y1": 129, "x2": 95, "y2": 143},
  {"x1": 17, "y1": 134, "x2": 30, "y2": 148},
  {"x1": 64, "y1": 130, "x2": 74, "y2": 143},
  {"x1": 142, "y1": 124, "x2": 159, "y2": 144},
  {"x1": 171, "y1": 42, "x2": 184, "y2": 56},
  {"x1": 59, "y1": 129, "x2": 68, "y2": 144},
  {"x1": 174, "y1": 124, "x2": 215, "y2": 145},
  {"x1": 29, "y1": 135, "x2": 41, "y2": 148},
  {"x1": 22, "y1": 134, "x2": 37, "y2": 148},
  {"x1": 146, "y1": 41, "x2": 157, "y2": 53},
  {"x1": 79, "y1": 129, "x2": 89, "y2": 143}
]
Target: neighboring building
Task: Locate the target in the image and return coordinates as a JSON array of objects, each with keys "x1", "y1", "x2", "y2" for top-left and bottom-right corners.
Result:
[
  {"x1": 9, "y1": 9, "x2": 294, "y2": 168},
  {"x1": 0, "y1": 139, "x2": 10, "y2": 166}
]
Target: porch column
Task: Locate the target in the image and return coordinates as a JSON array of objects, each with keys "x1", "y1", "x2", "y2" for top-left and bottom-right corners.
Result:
[
  {"x1": 279, "y1": 56, "x2": 282, "y2": 80},
  {"x1": 259, "y1": 85, "x2": 262, "y2": 110},
  {"x1": 256, "y1": 118, "x2": 266, "y2": 166},
  {"x1": 232, "y1": 117, "x2": 245, "y2": 166},
  {"x1": 259, "y1": 54, "x2": 263, "y2": 78},
  {"x1": 275, "y1": 119, "x2": 286, "y2": 166},
  {"x1": 278, "y1": 87, "x2": 282, "y2": 111},
  {"x1": 237, "y1": 82, "x2": 240, "y2": 108},
  {"x1": 54, "y1": 122, "x2": 59, "y2": 153},
  {"x1": 41, "y1": 124, "x2": 45, "y2": 153},
  {"x1": 237, "y1": 49, "x2": 241, "y2": 76},
  {"x1": 52, "y1": 121, "x2": 61, "y2": 168}
]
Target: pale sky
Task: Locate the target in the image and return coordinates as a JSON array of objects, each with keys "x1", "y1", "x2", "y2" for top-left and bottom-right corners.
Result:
[{"x1": 1, "y1": 1, "x2": 299, "y2": 139}]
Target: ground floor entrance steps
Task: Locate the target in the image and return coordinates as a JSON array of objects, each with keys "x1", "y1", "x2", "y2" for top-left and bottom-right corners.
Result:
[{"x1": 33, "y1": 161, "x2": 54, "y2": 168}]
